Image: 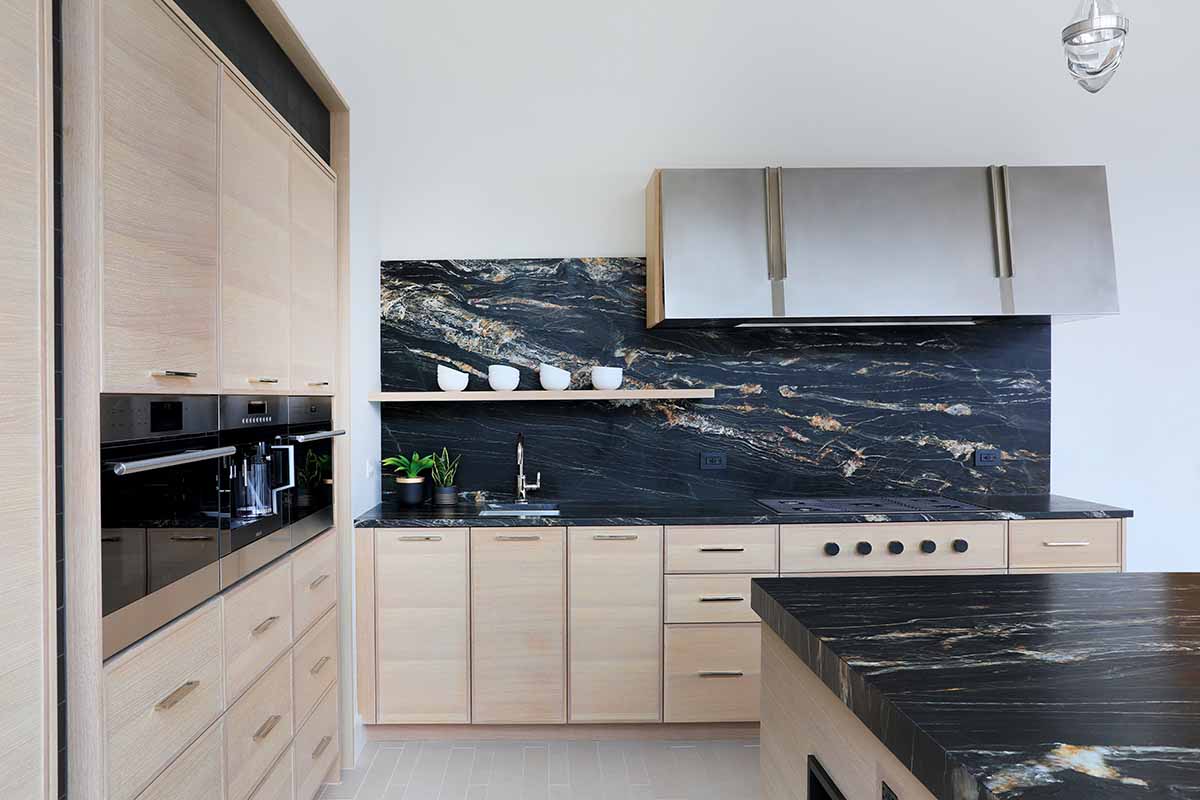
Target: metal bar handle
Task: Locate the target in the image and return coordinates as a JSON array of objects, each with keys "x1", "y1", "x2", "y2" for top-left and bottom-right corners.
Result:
[
  {"x1": 593, "y1": 534, "x2": 638, "y2": 541},
  {"x1": 698, "y1": 671, "x2": 744, "y2": 678},
  {"x1": 699, "y1": 546, "x2": 745, "y2": 553},
  {"x1": 154, "y1": 680, "x2": 200, "y2": 711},
  {"x1": 988, "y1": 165, "x2": 1012, "y2": 279},
  {"x1": 310, "y1": 655, "x2": 331, "y2": 676},
  {"x1": 309, "y1": 574, "x2": 330, "y2": 590},
  {"x1": 251, "y1": 616, "x2": 280, "y2": 636},
  {"x1": 149, "y1": 370, "x2": 198, "y2": 378},
  {"x1": 112, "y1": 446, "x2": 236, "y2": 476},
  {"x1": 292, "y1": 429, "x2": 347, "y2": 443},
  {"x1": 169, "y1": 535, "x2": 215, "y2": 542},
  {"x1": 496, "y1": 534, "x2": 541, "y2": 541},
  {"x1": 397, "y1": 535, "x2": 443, "y2": 542},
  {"x1": 1043, "y1": 541, "x2": 1092, "y2": 547},
  {"x1": 250, "y1": 376, "x2": 280, "y2": 384},
  {"x1": 699, "y1": 595, "x2": 745, "y2": 603},
  {"x1": 312, "y1": 735, "x2": 333, "y2": 760},
  {"x1": 252, "y1": 715, "x2": 282, "y2": 742},
  {"x1": 307, "y1": 381, "x2": 331, "y2": 387}
]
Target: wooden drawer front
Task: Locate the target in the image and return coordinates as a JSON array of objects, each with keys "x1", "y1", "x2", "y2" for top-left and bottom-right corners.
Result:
[
  {"x1": 249, "y1": 745, "x2": 293, "y2": 800},
  {"x1": 664, "y1": 624, "x2": 761, "y2": 723},
  {"x1": 780, "y1": 522, "x2": 1007, "y2": 573},
  {"x1": 225, "y1": 653, "x2": 293, "y2": 800},
  {"x1": 292, "y1": 529, "x2": 337, "y2": 636},
  {"x1": 1010, "y1": 566, "x2": 1121, "y2": 574},
  {"x1": 293, "y1": 686, "x2": 338, "y2": 800},
  {"x1": 665, "y1": 574, "x2": 773, "y2": 624},
  {"x1": 376, "y1": 529, "x2": 471, "y2": 724},
  {"x1": 135, "y1": 718, "x2": 224, "y2": 800},
  {"x1": 665, "y1": 526, "x2": 778, "y2": 573},
  {"x1": 224, "y1": 558, "x2": 293, "y2": 701},
  {"x1": 472, "y1": 527, "x2": 566, "y2": 724},
  {"x1": 568, "y1": 527, "x2": 663, "y2": 723},
  {"x1": 1009, "y1": 520, "x2": 1122, "y2": 570},
  {"x1": 293, "y1": 606, "x2": 337, "y2": 726},
  {"x1": 106, "y1": 600, "x2": 224, "y2": 800}
]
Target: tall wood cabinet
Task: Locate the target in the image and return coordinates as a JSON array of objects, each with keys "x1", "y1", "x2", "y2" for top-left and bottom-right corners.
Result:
[{"x1": 289, "y1": 144, "x2": 338, "y2": 393}]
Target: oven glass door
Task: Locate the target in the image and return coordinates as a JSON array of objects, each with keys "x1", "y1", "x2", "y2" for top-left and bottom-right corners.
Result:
[
  {"x1": 224, "y1": 430, "x2": 290, "y2": 555},
  {"x1": 287, "y1": 430, "x2": 334, "y2": 535}
]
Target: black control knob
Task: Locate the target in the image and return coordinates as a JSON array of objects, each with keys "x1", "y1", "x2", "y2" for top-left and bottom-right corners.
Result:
[
  {"x1": 953, "y1": 539, "x2": 969, "y2": 553},
  {"x1": 823, "y1": 542, "x2": 840, "y2": 557},
  {"x1": 888, "y1": 541, "x2": 904, "y2": 555},
  {"x1": 920, "y1": 540, "x2": 937, "y2": 554},
  {"x1": 856, "y1": 541, "x2": 873, "y2": 556}
]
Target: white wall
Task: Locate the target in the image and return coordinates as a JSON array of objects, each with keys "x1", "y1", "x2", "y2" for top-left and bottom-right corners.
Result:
[{"x1": 279, "y1": 0, "x2": 1200, "y2": 571}]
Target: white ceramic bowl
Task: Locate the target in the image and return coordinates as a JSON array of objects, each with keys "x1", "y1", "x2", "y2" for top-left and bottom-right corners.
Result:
[
  {"x1": 487, "y1": 364, "x2": 520, "y2": 391},
  {"x1": 591, "y1": 366, "x2": 623, "y2": 390},
  {"x1": 538, "y1": 363, "x2": 571, "y2": 391},
  {"x1": 437, "y1": 365, "x2": 469, "y2": 392}
]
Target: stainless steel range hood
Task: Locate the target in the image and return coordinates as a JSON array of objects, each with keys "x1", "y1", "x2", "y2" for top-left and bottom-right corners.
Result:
[{"x1": 644, "y1": 166, "x2": 1119, "y2": 328}]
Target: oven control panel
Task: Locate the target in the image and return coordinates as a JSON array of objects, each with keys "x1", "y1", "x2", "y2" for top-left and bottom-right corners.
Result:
[{"x1": 781, "y1": 522, "x2": 1008, "y2": 573}]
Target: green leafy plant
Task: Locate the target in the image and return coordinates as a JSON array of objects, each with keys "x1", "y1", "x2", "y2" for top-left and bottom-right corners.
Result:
[
  {"x1": 430, "y1": 447, "x2": 462, "y2": 488},
  {"x1": 382, "y1": 452, "x2": 435, "y2": 479},
  {"x1": 298, "y1": 451, "x2": 331, "y2": 489}
]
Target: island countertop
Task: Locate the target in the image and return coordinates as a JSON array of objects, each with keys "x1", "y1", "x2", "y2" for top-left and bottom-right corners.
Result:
[{"x1": 751, "y1": 572, "x2": 1200, "y2": 799}]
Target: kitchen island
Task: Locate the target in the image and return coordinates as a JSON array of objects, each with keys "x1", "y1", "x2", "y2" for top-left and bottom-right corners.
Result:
[{"x1": 751, "y1": 573, "x2": 1200, "y2": 799}]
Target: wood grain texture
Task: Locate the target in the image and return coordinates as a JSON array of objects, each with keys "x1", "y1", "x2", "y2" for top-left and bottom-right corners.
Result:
[
  {"x1": 645, "y1": 170, "x2": 665, "y2": 328},
  {"x1": 248, "y1": 744, "x2": 292, "y2": 800},
  {"x1": 224, "y1": 652, "x2": 293, "y2": 800},
  {"x1": 780, "y1": 521, "x2": 1007, "y2": 573},
  {"x1": 104, "y1": 600, "x2": 224, "y2": 800},
  {"x1": 223, "y1": 558, "x2": 293, "y2": 703},
  {"x1": 290, "y1": 528, "x2": 337, "y2": 638},
  {"x1": 568, "y1": 527, "x2": 662, "y2": 723},
  {"x1": 471, "y1": 527, "x2": 566, "y2": 724},
  {"x1": 1008, "y1": 519, "x2": 1122, "y2": 569},
  {"x1": 665, "y1": 526, "x2": 778, "y2": 574},
  {"x1": 292, "y1": 684, "x2": 338, "y2": 800},
  {"x1": 289, "y1": 143, "x2": 337, "y2": 393},
  {"x1": 292, "y1": 606, "x2": 337, "y2": 729},
  {"x1": 136, "y1": 718, "x2": 226, "y2": 800},
  {"x1": 663, "y1": 624, "x2": 760, "y2": 724},
  {"x1": 354, "y1": 529, "x2": 376, "y2": 724},
  {"x1": 664, "y1": 574, "x2": 775, "y2": 624},
  {"x1": 0, "y1": 0, "x2": 54, "y2": 796},
  {"x1": 220, "y1": 70, "x2": 291, "y2": 392},
  {"x1": 375, "y1": 529, "x2": 471, "y2": 724},
  {"x1": 102, "y1": 0, "x2": 220, "y2": 392}
]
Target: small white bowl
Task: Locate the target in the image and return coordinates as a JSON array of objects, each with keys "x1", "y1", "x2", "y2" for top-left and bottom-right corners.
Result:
[
  {"x1": 591, "y1": 366, "x2": 623, "y2": 390},
  {"x1": 488, "y1": 365, "x2": 520, "y2": 391},
  {"x1": 538, "y1": 363, "x2": 571, "y2": 391},
  {"x1": 437, "y1": 365, "x2": 469, "y2": 392}
]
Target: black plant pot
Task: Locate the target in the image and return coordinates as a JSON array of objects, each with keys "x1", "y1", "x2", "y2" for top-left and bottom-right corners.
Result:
[
  {"x1": 432, "y1": 486, "x2": 459, "y2": 507},
  {"x1": 394, "y1": 477, "x2": 427, "y2": 506}
]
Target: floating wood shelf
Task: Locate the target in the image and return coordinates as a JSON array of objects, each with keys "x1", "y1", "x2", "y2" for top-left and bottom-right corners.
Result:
[{"x1": 368, "y1": 388, "x2": 716, "y2": 403}]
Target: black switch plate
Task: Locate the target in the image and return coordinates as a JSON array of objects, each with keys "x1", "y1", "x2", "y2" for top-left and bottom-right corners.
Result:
[
  {"x1": 974, "y1": 448, "x2": 1002, "y2": 467},
  {"x1": 700, "y1": 451, "x2": 727, "y2": 470}
]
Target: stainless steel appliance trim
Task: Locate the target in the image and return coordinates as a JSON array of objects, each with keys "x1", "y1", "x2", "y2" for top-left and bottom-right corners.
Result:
[
  {"x1": 102, "y1": 560, "x2": 221, "y2": 659},
  {"x1": 111, "y1": 446, "x2": 236, "y2": 476},
  {"x1": 292, "y1": 429, "x2": 346, "y2": 443}
]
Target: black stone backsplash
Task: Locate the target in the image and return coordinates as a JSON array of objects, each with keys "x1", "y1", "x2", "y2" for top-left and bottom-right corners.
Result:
[{"x1": 380, "y1": 258, "x2": 1050, "y2": 503}]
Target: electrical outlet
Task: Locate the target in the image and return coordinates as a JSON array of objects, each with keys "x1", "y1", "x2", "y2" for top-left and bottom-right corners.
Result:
[
  {"x1": 700, "y1": 451, "x2": 727, "y2": 471},
  {"x1": 974, "y1": 448, "x2": 1002, "y2": 467}
]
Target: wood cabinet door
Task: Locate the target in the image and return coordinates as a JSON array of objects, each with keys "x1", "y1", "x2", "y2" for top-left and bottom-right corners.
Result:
[
  {"x1": 375, "y1": 529, "x2": 470, "y2": 724},
  {"x1": 568, "y1": 527, "x2": 662, "y2": 723},
  {"x1": 220, "y1": 72, "x2": 291, "y2": 393},
  {"x1": 471, "y1": 528, "x2": 565, "y2": 724},
  {"x1": 102, "y1": 0, "x2": 219, "y2": 392},
  {"x1": 288, "y1": 145, "x2": 337, "y2": 393}
]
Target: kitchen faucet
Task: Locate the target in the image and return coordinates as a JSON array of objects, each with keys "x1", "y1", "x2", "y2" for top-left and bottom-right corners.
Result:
[{"x1": 515, "y1": 433, "x2": 541, "y2": 503}]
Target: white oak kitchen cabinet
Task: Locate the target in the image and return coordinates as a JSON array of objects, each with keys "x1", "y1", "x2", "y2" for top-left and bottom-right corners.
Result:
[{"x1": 289, "y1": 143, "x2": 339, "y2": 394}]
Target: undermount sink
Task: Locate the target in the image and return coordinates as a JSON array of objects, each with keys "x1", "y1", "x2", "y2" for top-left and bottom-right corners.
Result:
[{"x1": 478, "y1": 502, "x2": 560, "y2": 517}]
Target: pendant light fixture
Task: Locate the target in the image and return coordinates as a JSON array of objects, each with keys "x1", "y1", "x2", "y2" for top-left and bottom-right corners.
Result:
[{"x1": 1062, "y1": 0, "x2": 1130, "y2": 93}]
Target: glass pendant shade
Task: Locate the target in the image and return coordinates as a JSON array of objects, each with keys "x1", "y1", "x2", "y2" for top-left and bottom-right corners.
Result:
[{"x1": 1063, "y1": 0, "x2": 1130, "y2": 93}]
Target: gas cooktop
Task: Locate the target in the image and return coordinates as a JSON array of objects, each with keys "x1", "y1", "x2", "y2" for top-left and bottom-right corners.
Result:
[{"x1": 755, "y1": 496, "x2": 989, "y2": 515}]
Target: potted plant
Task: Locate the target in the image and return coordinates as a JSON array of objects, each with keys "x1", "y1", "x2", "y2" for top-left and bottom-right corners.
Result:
[
  {"x1": 382, "y1": 451, "x2": 434, "y2": 506},
  {"x1": 430, "y1": 447, "x2": 462, "y2": 507}
]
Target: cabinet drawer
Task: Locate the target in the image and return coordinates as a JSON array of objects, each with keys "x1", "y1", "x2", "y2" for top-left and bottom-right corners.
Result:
[
  {"x1": 106, "y1": 600, "x2": 224, "y2": 800},
  {"x1": 664, "y1": 574, "x2": 772, "y2": 624},
  {"x1": 135, "y1": 718, "x2": 224, "y2": 800},
  {"x1": 780, "y1": 522, "x2": 1007, "y2": 573},
  {"x1": 293, "y1": 686, "x2": 338, "y2": 800},
  {"x1": 250, "y1": 745, "x2": 293, "y2": 800},
  {"x1": 224, "y1": 558, "x2": 293, "y2": 702},
  {"x1": 225, "y1": 653, "x2": 293, "y2": 800},
  {"x1": 664, "y1": 624, "x2": 760, "y2": 723},
  {"x1": 1009, "y1": 520, "x2": 1122, "y2": 569},
  {"x1": 292, "y1": 529, "x2": 337, "y2": 636},
  {"x1": 293, "y1": 606, "x2": 337, "y2": 726},
  {"x1": 665, "y1": 526, "x2": 777, "y2": 574}
]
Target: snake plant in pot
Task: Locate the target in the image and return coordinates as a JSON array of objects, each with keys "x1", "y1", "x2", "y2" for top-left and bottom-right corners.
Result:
[
  {"x1": 382, "y1": 452, "x2": 434, "y2": 506},
  {"x1": 430, "y1": 447, "x2": 463, "y2": 507}
]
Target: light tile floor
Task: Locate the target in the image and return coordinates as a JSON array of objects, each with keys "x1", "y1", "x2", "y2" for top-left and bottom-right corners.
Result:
[{"x1": 319, "y1": 739, "x2": 762, "y2": 800}]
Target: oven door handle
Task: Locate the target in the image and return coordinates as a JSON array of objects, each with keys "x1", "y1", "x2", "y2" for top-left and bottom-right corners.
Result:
[
  {"x1": 291, "y1": 429, "x2": 346, "y2": 444},
  {"x1": 111, "y1": 446, "x2": 236, "y2": 476},
  {"x1": 270, "y1": 444, "x2": 296, "y2": 514}
]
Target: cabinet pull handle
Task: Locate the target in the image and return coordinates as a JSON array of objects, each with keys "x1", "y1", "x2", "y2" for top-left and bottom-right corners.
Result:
[
  {"x1": 593, "y1": 534, "x2": 638, "y2": 541},
  {"x1": 397, "y1": 535, "x2": 442, "y2": 542},
  {"x1": 495, "y1": 534, "x2": 541, "y2": 541},
  {"x1": 698, "y1": 671, "x2": 744, "y2": 678},
  {"x1": 310, "y1": 656, "x2": 331, "y2": 676},
  {"x1": 308, "y1": 381, "x2": 331, "y2": 387},
  {"x1": 169, "y1": 535, "x2": 214, "y2": 542},
  {"x1": 699, "y1": 546, "x2": 745, "y2": 553},
  {"x1": 150, "y1": 370, "x2": 198, "y2": 379},
  {"x1": 100, "y1": 536, "x2": 121, "y2": 543},
  {"x1": 252, "y1": 714, "x2": 282, "y2": 742},
  {"x1": 312, "y1": 735, "x2": 333, "y2": 760},
  {"x1": 309, "y1": 574, "x2": 330, "y2": 590},
  {"x1": 250, "y1": 376, "x2": 280, "y2": 384},
  {"x1": 154, "y1": 680, "x2": 200, "y2": 711},
  {"x1": 1043, "y1": 541, "x2": 1091, "y2": 547},
  {"x1": 251, "y1": 616, "x2": 280, "y2": 636},
  {"x1": 699, "y1": 595, "x2": 745, "y2": 603}
]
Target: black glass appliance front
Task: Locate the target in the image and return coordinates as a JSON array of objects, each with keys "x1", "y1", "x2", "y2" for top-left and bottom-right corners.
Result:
[{"x1": 283, "y1": 396, "x2": 339, "y2": 546}]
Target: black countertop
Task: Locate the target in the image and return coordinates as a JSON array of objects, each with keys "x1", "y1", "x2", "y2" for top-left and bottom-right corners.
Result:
[
  {"x1": 751, "y1": 573, "x2": 1200, "y2": 799},
  {"x1": 355, "y1": 493, "x2": 1131, "y2": 528}
]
